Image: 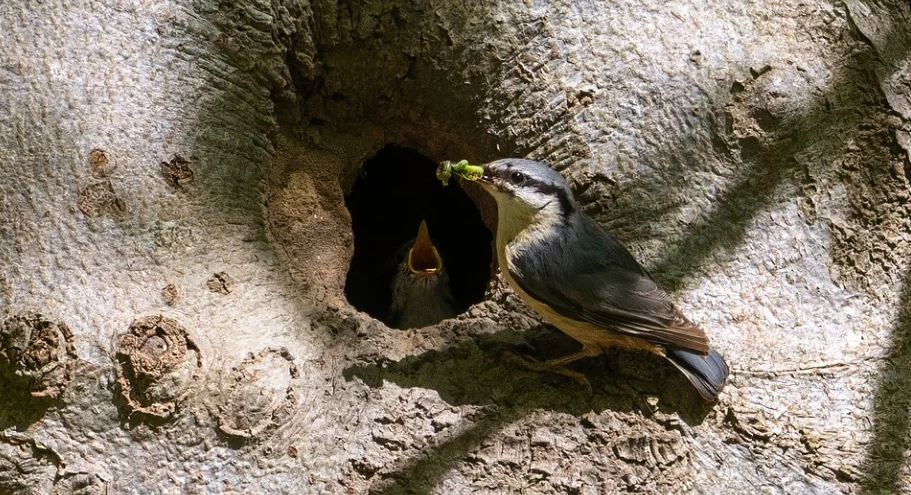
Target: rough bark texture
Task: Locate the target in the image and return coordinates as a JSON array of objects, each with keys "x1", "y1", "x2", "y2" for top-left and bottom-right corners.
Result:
[{"x1": 1, "y1": 0, "x2": 910, "y2": 493}]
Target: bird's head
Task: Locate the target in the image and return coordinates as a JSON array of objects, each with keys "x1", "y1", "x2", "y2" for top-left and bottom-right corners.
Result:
[
  {"x1": 405, "y1": 220, "x2": 443, "y2": 277},
  {"x1": 476, "y1": 158, "x2": 575, "y2": 219}
]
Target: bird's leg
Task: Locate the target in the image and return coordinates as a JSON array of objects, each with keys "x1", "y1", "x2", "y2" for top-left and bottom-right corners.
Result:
[
  {"x1": 540, "y1": 346, "x2": 602, "y2": 368},
  {"x1": 504, "y1": 345, "x2": 602, "y2": 395}
]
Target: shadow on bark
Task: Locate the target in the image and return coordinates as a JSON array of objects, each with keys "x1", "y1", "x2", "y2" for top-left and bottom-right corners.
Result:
[
  {"x1": 600, "y1": 3, "x2": 910, "y2": 294},
  {"x1": 344, "y1": 327, "x2": 715, "y2": 494},
  {"x1": 364, "y1": 407, "x2": 522, "y2": 495},
  {"x1": 861, "y1": 270, "x2": 911, "y2": 492},
  {"x1": 0, "y1": 387, "x2": 55, "y2": 431},
  {"x1": 631, "y1": 75, "x2": 875, "y2": 292},
  {"x1": 637, "y1": 8, "x2": 911, "y2": 489}
]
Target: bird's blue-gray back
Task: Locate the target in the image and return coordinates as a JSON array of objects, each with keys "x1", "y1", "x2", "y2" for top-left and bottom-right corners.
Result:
[{"x1": 509, "y1": 212, "x2": 709, "y2": 352}]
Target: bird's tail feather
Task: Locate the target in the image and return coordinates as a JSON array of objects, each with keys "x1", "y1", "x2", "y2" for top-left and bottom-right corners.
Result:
[{"x1": 666, "y1": 347, "x2": 729, "y2": 401}]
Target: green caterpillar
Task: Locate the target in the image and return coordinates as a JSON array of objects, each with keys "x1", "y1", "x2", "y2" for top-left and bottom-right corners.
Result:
[{"x1": 436, "y1": 160, "x2": 484, "y2": 186}]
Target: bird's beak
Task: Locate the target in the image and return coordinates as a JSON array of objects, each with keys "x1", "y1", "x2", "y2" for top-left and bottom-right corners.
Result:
[
  {"x1": 476, "y1": 166, "x2": 494, "y2": 189},
  {"x1": 408, "y1": 220, "x2": 443, "y2": 275}
]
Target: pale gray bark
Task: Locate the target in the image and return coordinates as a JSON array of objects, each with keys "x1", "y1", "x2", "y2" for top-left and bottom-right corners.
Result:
[{"x1": 1, "y1": 0, "x2": 910, "y2": 493}]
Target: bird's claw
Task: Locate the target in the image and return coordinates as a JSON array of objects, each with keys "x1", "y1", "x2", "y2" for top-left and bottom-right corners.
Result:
[{"x1": 503, "y1": 351, "x2": 593, "y2": 397}]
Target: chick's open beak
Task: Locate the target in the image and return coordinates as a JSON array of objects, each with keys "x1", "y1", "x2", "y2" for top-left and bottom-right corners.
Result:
[{"x1": 408, "y1": 220, "x2": 442, "y2": 275}]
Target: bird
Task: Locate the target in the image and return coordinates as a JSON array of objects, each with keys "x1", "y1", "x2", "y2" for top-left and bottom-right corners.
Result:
[
  {"x1": 473, "y1": 158, "x2": 729, "y2": 400},
  {"x1": 386, "y1": 220, "x2": 458, "y2": 329}
]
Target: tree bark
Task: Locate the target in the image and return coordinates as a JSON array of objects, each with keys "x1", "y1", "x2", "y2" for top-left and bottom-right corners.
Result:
[{"x1": 1, "y1": 0, "x2": 910, "y2": 493}]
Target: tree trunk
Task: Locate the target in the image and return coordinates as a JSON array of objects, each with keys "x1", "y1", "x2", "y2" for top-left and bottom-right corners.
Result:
[{"x1": 1, "y1": 0, "x2": 910, "y2": 493}]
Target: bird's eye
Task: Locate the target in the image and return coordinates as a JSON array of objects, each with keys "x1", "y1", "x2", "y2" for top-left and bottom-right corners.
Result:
[{"x1": 508, "y1": 171, "x2": 526, "y2": 185}]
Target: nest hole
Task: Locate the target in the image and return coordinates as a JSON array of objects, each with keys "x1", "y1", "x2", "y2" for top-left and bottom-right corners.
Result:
[{"x1": 344, "y1": 145, "x2": 492, "y2": 328}]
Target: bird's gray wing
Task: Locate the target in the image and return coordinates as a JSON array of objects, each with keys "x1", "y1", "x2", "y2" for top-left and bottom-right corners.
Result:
[{"x1": 509, "y1": 216, "x2": 710, "y2": 354}]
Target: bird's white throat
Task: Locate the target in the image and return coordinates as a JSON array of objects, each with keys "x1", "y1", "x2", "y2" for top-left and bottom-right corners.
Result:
[{"x1": 492, "y1": 192, "x2": 565, "y2": 257}]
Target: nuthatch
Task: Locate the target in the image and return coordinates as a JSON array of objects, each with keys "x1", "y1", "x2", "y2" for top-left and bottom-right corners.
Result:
[
  {"x1": 474, "y1": 158, "x2": 729, "y2": 400},
  {"x1": 386, "y1": 220, "x2": 457, "y2": 329}
]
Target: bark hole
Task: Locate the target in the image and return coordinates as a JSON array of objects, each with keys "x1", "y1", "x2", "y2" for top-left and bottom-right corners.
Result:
[{"x1": 344, "y1": 145, "x2": 492, "y2": 327}]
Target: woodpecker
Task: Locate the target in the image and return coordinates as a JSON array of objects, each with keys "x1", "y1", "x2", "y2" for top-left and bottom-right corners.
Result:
[
  {"x1": 386, "y1": 220, "x2": 457, "y2": 329},
  {"x1": 474, "y1": 158, "x2": 729, "y2": 400}
]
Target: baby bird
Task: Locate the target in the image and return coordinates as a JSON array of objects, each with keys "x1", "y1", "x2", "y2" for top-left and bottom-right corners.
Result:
[{"x1": 386, "y1": 220, "x2": 457, "y2": 329}]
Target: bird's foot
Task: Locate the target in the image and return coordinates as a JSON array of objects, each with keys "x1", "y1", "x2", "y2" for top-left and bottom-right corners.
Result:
[{"x1": 503, "y1": 351, "x2": 593, "y2": 397}]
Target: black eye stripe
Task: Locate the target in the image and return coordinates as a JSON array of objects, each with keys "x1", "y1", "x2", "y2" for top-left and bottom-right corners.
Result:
[
  {"x1": 494, "y1": 168, "x2": 546, "y2": 189},
  {"x1": 492, "y1": 168, "x2": 559, "y2": 192},
  {"x1": 532, "y1": 182, "x2": 575, "y2": 218},
  {"x1": 531, "y1": 181, "x2": 559, "y2": 195}
]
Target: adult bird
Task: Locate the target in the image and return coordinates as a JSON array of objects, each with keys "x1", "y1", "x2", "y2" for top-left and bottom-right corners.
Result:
[
  {"x1": 474, "y1": 158, "x2": 729, "y2": 400},
  {"x1": 386, "y1": 220, "x2": 457, "y2": 329}
]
